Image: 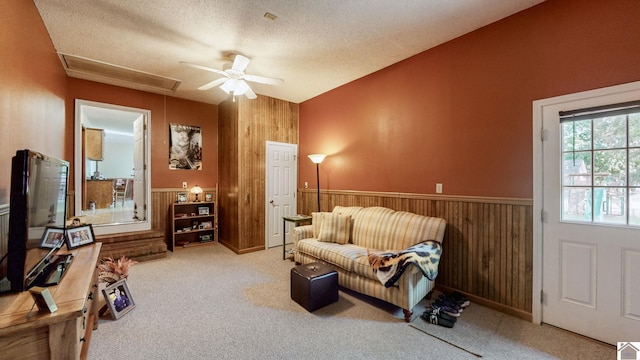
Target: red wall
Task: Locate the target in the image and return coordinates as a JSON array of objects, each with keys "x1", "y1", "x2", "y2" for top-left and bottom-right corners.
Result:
[
  {"x1": 0, "y1": 1, "x2": 67, "y2": 204},
  {"x1": 299, "y1": 0, "x2": 640, "y2": 198},
  {"x1": 66, "y1": 79, "x2": 218, "y2": 189}
]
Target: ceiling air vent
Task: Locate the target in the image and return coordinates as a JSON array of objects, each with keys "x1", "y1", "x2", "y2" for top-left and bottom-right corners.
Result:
[{"x1": 58, "y1": 53, "x2": 181, "y2": 93}]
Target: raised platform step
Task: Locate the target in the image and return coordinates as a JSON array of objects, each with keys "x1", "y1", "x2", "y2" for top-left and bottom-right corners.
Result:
[{"x1": 95, "y1": 230, "x2": 167, "y2": 262}]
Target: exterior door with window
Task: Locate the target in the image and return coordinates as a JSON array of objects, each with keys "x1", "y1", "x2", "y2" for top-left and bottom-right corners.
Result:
[{"x1": 540, "y1": 85, "x2": 640, "y2": 345}]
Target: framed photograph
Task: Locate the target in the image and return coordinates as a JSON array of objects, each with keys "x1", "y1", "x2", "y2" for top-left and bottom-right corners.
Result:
[
  {"x1": 205, "y1": 193, "x2": 213, "y2": 202},
  {"x1": 198, "y1": 206, "x2": 210, "y2": 215},
  {"x1": 65, "y1": 224, "x2": 95, "y2": 249},
  {"x1": 102, "y1": 279, "x2": 136, "y2": 320},
  {"x1": 39, "y1": 227, "x2": 66, "y2": 249},
  {"x1": 177, "y1": 192, "x2": 188, "y2": 203}
]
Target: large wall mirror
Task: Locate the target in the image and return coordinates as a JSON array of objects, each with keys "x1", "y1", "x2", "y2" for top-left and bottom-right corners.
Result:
[{"x1": 74, "y1": 99, "x2": 151, "y2": 235}]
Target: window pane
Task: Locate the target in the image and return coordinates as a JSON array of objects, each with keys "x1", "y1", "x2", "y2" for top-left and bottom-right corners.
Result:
[
  {"x1": 562, "y1": 120, "x2": 591, "y2": 152},
  {"x1": 597, "y1": 188, "x2": 626, "y2": 225},
  {"x1": 630, "y1": 188, "x2": 640, "y2": 226},
  {"x1": 563, "y1": 151, "x2": 592, "y2": 186},
  {"x1": 630, "y1": 113, "x2": 640, "y2": 147},
  {"x1": 563, "y1": 187, "x2": 591, "y2": 222},
  {"x1": 593, "y1": 115, "x2": 626, "y2": 149},
  {"x1": 594, "y1": 149, "x2": 626, "y2": 186},
  {"x1": 561, "y1": 111, "x2": 640, "y2": 226},
  {"x1": 630, "y1": 148, "x2": 640, "y2": 186}
]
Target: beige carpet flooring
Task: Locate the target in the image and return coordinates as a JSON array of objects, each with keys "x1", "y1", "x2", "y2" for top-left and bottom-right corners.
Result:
[{"x1": 87, "y1": 244, "x2": 615, "y2": 359}]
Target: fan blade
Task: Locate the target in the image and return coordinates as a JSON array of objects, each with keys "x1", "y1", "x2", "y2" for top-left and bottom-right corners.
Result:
[
  {"x1": 197, "y1": 77, "x2": 227, "y2": 91},
  {"x1": 231, "y1": 55, "x2": 250, "y2": 72},
  {"x1": 244, "y1": 86, "x2": 257, "y2": 99},
  {"x1": 180, "y1": 61, "x2": 227, "y2": 76},
  {"x1": 243, "y1": 74, "x2": 284, "y2": 86}
]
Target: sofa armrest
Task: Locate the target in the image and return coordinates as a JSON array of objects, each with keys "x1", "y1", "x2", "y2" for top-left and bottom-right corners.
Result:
[
  {"x1": 293, "y1": 225, "x2": 314, "y2": 247},
  {"x1": 398, "y1": 265, "x2": 435, "y2": 306}
]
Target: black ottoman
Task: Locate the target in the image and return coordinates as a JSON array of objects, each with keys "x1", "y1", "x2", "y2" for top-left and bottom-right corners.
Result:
[{"x1": 291, "y1": 262, "x2": 338, "y2": 312}]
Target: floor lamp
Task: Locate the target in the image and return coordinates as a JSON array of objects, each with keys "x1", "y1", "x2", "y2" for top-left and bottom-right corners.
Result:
[{"x1": 307, "y1": 154, "x2": 326, "y2": 212}]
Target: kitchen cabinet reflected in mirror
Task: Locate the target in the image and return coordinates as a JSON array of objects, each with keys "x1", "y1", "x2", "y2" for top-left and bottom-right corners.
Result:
[{"x1": 76, "y1": 101, "x2": 149, "y2": 232}]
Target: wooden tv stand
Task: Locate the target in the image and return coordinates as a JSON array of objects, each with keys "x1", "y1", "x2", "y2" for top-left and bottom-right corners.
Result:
[{"x1": 0, "y1": 243, "x2": 102, "y2": 360}]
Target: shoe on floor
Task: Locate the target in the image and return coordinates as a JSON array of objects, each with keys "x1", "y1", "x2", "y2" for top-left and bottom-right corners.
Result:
[
  {"x1": 423, "y1": 307, "x2": 457, "y2": 322},
  {"x1": 438, "y1": 293, "x2": 470, "y2": 308},
  {"x1": 433, "y1": 298, "x2": 463, "y2": 312},
  {"x1": 430, "y1": 302, "x2": 460, "y2": 317},
  {"x1": 421, "y1": 311, "x2": 455, "y2": 328},
  {"x1": 450, "y1": 291, "x2": 471, "y2": 308}
]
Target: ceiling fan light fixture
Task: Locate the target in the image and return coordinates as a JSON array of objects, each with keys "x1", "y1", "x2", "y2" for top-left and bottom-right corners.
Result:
[
  {"x1": 182, "y1": 54, "x2": 280, "y2": 101},
  {"x1": 220, "y1": 78, "x2": 249, "y2": 96},
  {"x1": 220, "y1": 79, "x2": 235, "y2": 94},
  {"x1": 234, "y1": 80, "x2": 250, "y2": 95}
]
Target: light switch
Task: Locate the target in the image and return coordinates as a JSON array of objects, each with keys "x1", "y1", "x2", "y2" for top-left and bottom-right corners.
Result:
[{"x1": 436, "y1": 183, "x2": 443, "y2": 194}]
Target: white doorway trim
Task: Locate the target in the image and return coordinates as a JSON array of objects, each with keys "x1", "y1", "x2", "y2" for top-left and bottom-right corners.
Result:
[
  {"x1": 74, "y1": 99, "x2": 152, "y2": 235},
  {"x1": 532, "y1": 80, "x2": 640, "y2": 325}
]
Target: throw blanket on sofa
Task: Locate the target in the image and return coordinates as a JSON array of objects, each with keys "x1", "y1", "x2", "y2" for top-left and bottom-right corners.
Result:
[{"x1": 367, "y1": 240, "x2": 442, "y2": 288}]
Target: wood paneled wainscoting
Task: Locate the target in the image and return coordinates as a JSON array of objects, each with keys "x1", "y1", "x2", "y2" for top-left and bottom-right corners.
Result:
[
  {"x1": 60, "y1": 189, "x2": 217, "y2": 260},
  {"x1": 298, "y1": 189, "x2": 534, "y2": 321}
]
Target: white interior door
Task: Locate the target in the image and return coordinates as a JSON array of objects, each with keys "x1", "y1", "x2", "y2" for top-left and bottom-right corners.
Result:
[
  {"x1": 537, "y1": 82, "x2": 640, "y2": 345},
  {"x1": 133, "y1": 116, "x2": 146, "y2": 221},
  {"x1": 265, "y1": 142, "x2": 297, "y2": 249}
]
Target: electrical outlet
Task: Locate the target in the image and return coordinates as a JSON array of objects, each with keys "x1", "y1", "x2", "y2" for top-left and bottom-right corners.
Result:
[
  {"x1": 182, "y1": 181, "x2": 187, "y2": 189},
  {"x1": 304, "y1": 181, "x2": 308, "y2": 189},
  {"x1": 436, "y1": 183, "x2": 443, "y2": 194}
]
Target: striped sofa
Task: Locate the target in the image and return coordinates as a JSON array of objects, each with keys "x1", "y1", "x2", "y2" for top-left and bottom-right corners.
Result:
[{"x1": 293, "y1": 206, "x2": 446, "y2": 321}]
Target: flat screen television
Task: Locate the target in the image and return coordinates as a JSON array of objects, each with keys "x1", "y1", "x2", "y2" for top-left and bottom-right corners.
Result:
[{"x1": 0, "y1": 149, "x2": 70, "y2": 294}]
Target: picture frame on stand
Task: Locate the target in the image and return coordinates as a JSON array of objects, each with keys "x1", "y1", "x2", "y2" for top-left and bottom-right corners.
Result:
[
  {"x1": 39, "y1": 227, "x2": 66, "y2": 249},
  {"x1": 102, "y1": 279, "x2": 136, "y2": 320},
  {"x1": 65, "y1": 225, "x2": 96, "y2": 250}
]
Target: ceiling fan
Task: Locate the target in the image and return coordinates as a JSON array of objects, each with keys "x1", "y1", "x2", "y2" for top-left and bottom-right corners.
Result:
[{"x1": 181, "y1": 54, "x2": 283, "y2": 100}]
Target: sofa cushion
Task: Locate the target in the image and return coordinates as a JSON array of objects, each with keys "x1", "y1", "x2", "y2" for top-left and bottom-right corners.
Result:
[
  {"x1": 297, "y1": 239, "x2": 367, "y2": 271},
  {"x1": 331, "y1": 206, "x2": 363, "y2": 242},
  {"x1": 311, "y1": 212, "x2": 332, "y2": 238},
  {"x1": 351, "y1": 253, "x2": 380, "y2": 281},
  {"x1": 351, "y1": 207, "x2": 446, "y2": 250},
  {"x1": 318, "y1": 213, "x2": 351, "y2": 244}
]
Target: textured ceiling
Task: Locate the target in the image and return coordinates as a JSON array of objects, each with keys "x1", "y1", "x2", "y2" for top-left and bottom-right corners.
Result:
[{"x1": 34, "y1": 0, "x2": 545, "y2": 105}]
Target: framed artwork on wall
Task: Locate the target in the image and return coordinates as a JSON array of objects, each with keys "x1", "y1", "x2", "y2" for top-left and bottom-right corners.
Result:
[{"x1": 169, "y1": 123, "x2": 202, "y2": 170}]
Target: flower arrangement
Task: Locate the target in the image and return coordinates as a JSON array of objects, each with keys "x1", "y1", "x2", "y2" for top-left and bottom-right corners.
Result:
[{"x1": 98, "y1": 255, "x2": 138, "y2": 284}]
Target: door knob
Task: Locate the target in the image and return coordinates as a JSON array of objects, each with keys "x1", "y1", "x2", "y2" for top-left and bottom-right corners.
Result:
[{"x1": 269, "y1": 200, "x2": 274, "y2": 204}]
